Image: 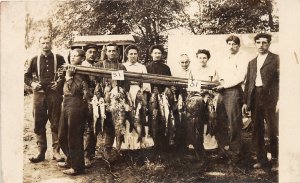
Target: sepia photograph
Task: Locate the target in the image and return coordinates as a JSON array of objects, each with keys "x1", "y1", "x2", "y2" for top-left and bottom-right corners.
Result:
[{"x1": 1, "y1": 0, "x2": 300, "y2": 182}]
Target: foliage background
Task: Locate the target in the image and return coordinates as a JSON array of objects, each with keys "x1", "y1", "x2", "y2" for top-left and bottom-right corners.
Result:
[{"x1": 24, "y1": 0, "x2": 279, "y2": 62}]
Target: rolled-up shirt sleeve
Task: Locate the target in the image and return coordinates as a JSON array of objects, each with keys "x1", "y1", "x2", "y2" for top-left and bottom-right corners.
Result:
[{"x1": 24, "y1": 57, "x2": 36, "y2": 86}]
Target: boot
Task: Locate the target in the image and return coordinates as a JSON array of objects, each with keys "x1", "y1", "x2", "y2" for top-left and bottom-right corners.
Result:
[
  {"x1": 84, "y1": 157, "x2": 92, "y2": 168},
  {"x1": 29, "y1": 134, "x2": 47, "y2": 163},
  {"x1": 63, "y1": 168, "x2": 85, "y2": 176},
  {"x1": 271, "y1": 158, "x2": 278, "y2": 172},
  {"x1": 53, "y1": 147, "x2": 65, "y2": 162},
  {"x1": 29, "y1": 146, "x2": 45, "y2": 163},
  {"x1": 52, "y1": 132, "x2": 65, "y2": 162}
]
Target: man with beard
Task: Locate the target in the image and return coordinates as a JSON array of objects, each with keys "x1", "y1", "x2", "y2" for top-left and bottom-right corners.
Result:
[{"x1": 25, "y1": 34, "x2": 65, "y2": 163}]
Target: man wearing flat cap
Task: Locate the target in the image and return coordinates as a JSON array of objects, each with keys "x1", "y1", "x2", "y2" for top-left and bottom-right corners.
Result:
[
  {"x1": 81, "y1": 43, "x2": 99, "y2": 167},
  {"x1": 82, "y1": 44, "x2": 99, "y2": 67}
]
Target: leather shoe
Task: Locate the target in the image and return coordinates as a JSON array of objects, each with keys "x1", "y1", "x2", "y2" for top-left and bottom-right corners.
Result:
[
  {"x1": 85, "y1": 158, "x2": 92, "y2": 168},
  {"x1": 63, "y1": 168, "x2": 84, "y2": 176},
  {"x1": 271, "y1": 161, "x2": 278, "y2": 172},
  {"x1": 253, "y1": 162, "x2": 263, "y2": 169},
  {"x1": 29, "y1": 154, "x2": 45, "y2": 163},
  {"x1": 53, "y1": 152, "x2": 65, "y2": 162},
  {"x1": 57, "y1": 162, "x2": 70, "y2": 169},
  {"x1": 253, "y1": 162, "x2": 271, "y2": 170}
]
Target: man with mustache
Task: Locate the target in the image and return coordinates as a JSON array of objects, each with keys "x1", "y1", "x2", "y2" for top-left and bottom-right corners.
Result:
[{"x1": 25, "y1": 34, "x2": 65, "y2": 163}]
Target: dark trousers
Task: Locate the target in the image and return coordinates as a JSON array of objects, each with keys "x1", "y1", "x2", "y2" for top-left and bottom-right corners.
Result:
[
  {"x1": 102, "y1": 112, "x2": 115, "y2": 150},
  {"x1": 33, "y1": 90, "x2": 62, "y2": 152},
  {"x1": 185, "y1": 95, "x2": 206, "y2": 159},
  {"x1": 215, "y1": 86, "x2": 243, "y2": 162},
  {"x1": 84, "y1": 103, "x2": 96, "y2": 159},
  {"x1": 59, "y1": 96, "x2": 86, "y2": 171},
  {"x1": 251, "y1": 87, "x2": 279, "y2": 163}
]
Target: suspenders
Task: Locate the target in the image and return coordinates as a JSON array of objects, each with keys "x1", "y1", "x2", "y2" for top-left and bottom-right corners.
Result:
[{"x1": 37, "y1": 52, "x2": 57, "y2": 82}]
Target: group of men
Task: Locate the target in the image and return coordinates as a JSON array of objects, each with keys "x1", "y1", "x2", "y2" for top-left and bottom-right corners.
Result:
[{"x1": 24, "y1": 32, "x2": 279, "y2": 175}]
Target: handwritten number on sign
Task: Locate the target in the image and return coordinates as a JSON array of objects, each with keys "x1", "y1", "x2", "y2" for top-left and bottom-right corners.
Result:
[
  {"x1": 187, "y1": 79, "x2": 201, "y2": 92},
  {"x1": 111, "y1": 70, "x2": 124, "y2": 80}
]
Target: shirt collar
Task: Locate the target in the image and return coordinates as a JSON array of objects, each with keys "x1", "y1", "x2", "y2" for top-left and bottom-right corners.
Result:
[
  {"x1": 152, "y1": 60, "x2": 163, "y2": 64},
  {"x1": 106, "y1": 59, "x2": 118, "y2": 63},
  {"x1": 257, "y1": 53, "x2": 268, "y2": 59},
  {"x1": 41, "y1": 52, "x2": 53, "y2": 58},
  {"x1": 83, "y1": 60, "x2": 94, "y2": 66},
  {"x1": 228, "y1": 51, "x2": 239, "y2": 59},
  {"x1": 129, "y1": 62, "x2": 139, "y2": 66},
  {"x1": 182, "y1": 68, "x2": 190, "y2": 72}
]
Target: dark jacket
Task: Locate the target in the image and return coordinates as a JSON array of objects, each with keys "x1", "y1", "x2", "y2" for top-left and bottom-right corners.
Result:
[
  {"x1": 146, "y1": 60, "x2": 172, "y2": 93},
  {"x1": 244, "y1": 52, "x2": 279, "y2": 109}
]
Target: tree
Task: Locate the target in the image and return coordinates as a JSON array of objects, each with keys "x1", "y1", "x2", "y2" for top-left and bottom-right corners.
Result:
[
  {"x1": 25, "y1": 0, "x2": 279, "y2": 57},
  {"x1": 177, "y1": 0, "x2": 279, "y2": 35},
  {"x1": 50, "y1": 0, "x2": 181, "y2": 62}
]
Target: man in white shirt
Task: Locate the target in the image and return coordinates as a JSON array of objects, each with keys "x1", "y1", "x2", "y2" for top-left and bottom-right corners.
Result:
[
  {"x1": 172, "y1": 54, "x2": 192, "y2": 153},
  {"x1": 213, "y1": 35, "x2": 249, "y2": 168},
  {"x1": 174, "y1": 54, "x2": 192, "y2": 79}
]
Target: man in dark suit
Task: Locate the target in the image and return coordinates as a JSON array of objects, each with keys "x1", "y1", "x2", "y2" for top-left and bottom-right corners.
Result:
[{"x1": 242, "y1": 33, "x2": 279, "y2": 172}]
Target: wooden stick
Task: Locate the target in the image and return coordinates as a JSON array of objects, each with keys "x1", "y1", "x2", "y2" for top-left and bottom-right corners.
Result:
[{"x1": 63, "y1": 65, "x2": 218, "y2": 89}]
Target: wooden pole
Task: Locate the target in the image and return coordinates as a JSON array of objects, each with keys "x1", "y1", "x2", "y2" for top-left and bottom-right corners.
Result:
[{"x1": 63, "y1": 65, "x2": 218, "y2": 89}]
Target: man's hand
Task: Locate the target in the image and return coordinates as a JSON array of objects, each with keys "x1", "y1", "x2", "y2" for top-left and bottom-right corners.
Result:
[
  {"x1": 31, "y1": 82, "x2": 42, "y2": 91},
  {"x1": 57, "y1": 69, "x2": 64, "y2": 77},
  {"x1": 65, "y1": 65, "x2": 76, "y2": 81},
  {"x1": 242, "y1": 104, "x2": 249, "y2": 115},
  {"x1": 144, "y1": 87, "x2": 151, "y2": 92},
  {"x1": 50, "y1": 81, "x2": 58, "y2": 90},
  {"x1": 170, "y1": 86, "x2": 177, "y2": 93}
]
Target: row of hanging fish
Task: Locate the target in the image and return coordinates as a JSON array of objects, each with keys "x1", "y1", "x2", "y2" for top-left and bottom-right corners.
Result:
[{"x1": 90, "y1": 83, "x2": 218, "y2": 152}]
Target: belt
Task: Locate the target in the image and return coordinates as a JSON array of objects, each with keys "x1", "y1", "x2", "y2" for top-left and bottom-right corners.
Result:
[
  {"x1": 35, "y1": 89, "x2": 45, "y2": 93},
  {"x1": 130, "y1": 81, "x2": 139, "y2": 85}
]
